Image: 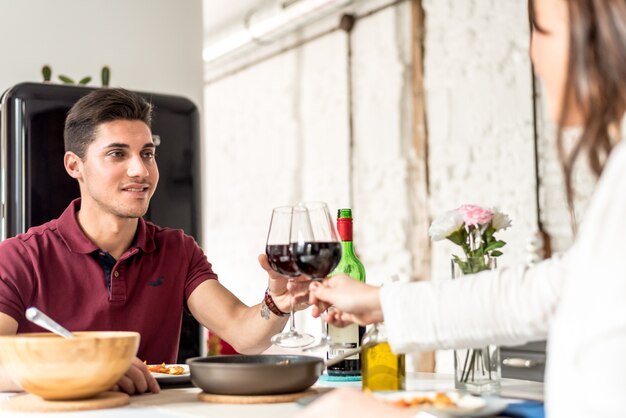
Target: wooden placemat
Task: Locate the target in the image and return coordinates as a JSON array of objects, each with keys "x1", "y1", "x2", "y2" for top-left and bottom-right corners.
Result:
[
  {"x1": 198, "y1": 387, "x2": 328, "y2": 404},
  {"x1": 0, "y1": 391, "x2": 129, "y2": 412}
]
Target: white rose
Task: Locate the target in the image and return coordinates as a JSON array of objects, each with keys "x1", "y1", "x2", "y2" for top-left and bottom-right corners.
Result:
[
  {"x1": 429, "y1": 210, "x2": 464, "y2": 241},
  {"x1": 491, "y1": 208, "x2": 512, "y2": 231}
]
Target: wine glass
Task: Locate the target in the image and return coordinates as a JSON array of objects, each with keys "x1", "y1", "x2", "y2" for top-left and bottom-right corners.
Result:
[
  {"x1": 291, "y1": 202, "x2": 342, "y2": 349},
  {"x1": 266, "y1": 206, "x2": 316, "y2": 348}
]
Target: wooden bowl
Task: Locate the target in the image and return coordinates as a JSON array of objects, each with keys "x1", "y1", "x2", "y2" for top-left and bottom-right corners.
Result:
[{"x1": 0, "y1": 331, "x2": 139, "y2": 400}]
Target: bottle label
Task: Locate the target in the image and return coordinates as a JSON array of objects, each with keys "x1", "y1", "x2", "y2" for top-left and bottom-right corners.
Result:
[{"x1": 328, "y1": 323, "x2": 359, "y2": 360}]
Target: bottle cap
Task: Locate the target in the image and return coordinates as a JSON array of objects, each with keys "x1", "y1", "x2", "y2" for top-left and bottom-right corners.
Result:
[{"x1": 337, "y1": 208, "x2": 352, "y2": 219}]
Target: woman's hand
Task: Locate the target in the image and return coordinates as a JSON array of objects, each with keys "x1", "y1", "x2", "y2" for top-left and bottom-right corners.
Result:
[
  {"x1": 112, "y1": 357, "x2": 160, "y2": 395},
  {"x1": 258, "y1": 254, "x2": 310, "y2": 313},
  {"x1": 295, "y1": 388, "x2": 415, "y2": 418},
  {"x1": 309, "y1": 275, "x2": 384, "y2": 326}
]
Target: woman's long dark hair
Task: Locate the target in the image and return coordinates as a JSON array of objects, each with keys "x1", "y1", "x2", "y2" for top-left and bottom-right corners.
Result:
[{"x1": 530, "y1": 0, "x2": 626, "y2": 225}]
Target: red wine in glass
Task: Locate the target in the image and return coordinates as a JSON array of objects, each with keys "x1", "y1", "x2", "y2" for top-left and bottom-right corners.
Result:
[
  {"x1": 291, "y1": 241, "x2": 342, "y2": 278},
  {"x1": 292, "y1": 202, "x2": 343, "y2": 351},
  {"x1": 266, "y1": 244, "x2": 300, "y2": 277},
  {"x1": 266, "y1": 206, "x2": 315, "y2": 348}
]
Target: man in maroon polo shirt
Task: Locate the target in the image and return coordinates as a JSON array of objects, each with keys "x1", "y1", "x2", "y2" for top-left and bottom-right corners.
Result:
[{"x1": 0, "y1": 88, "x2": 300, "y2": 395}]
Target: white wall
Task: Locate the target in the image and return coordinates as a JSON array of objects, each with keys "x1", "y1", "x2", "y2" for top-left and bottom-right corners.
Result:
[
  {"x1": 202, "y1": 0, "x2": 416, "y2": 343},
  {"x1": 201, "y1": 0, "x2": 585, "y2": 368},
  {"x1": 0, "y1": 0, "x2": 203, "y2": 107},
  {"x1": 422, "y1": 0, "x2": 536, "y2": 373},
  {"x1": 202, "y1": 0, "x2": 596, "y2": 368}
]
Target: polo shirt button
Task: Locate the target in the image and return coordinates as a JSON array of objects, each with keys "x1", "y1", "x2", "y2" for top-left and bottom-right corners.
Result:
[{"x1": 113, "y1": 271, "x2": 119, "y2": 278}]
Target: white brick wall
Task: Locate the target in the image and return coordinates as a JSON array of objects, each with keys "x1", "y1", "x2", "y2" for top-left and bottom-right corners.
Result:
[
  {"x1": 202, "y1": 0, "x2": 594, "y2": 368},
  {"x1": 422, "y1": 0, "x2": 536, "y2": 373},
  {"x1": 352, "y1": 3, "x2": 414, "y2": 286}
]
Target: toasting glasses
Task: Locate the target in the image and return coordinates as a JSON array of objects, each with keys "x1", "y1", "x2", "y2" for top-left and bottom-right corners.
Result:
[
  {"x1": 266, "y1": 206, "x2": 315, "y2": 348},
  {"x1": 291, "y1": 202, "x2": 342, "y2": 350},
  {"x1": 266, "y1": 203, "x2": 342, "y2": 349}
]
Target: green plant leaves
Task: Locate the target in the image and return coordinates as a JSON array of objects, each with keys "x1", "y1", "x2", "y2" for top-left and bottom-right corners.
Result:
[
  {"x1": 41, "y1": 64, "x2": 110, "y2": 86},
  {"x1": 484, "y1": 240, "x2": 505, "y2": 253},
  {"x1": 447, "y1": 228, "x2": 467, "y2": 246},
  {"x1": 448, "y1": 222, "x2": 507, "y2": 260},
  {"x1": 453, "y1": 256, "x2": 492, "y2": 275},
  {"x1": 41, "y1": 65, "x2": 52, "y2": 81},
  {"x1": 101, "y1": 66, "x2": 110, "y2": 87},
  {"x1": 58, "y1": 74, "x2": 74, "y2": 84}
]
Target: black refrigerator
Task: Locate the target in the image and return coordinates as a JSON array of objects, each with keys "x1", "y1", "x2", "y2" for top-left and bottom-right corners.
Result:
[{"x1": 0, "y1": 82, "x2": 202, "y2": 363}]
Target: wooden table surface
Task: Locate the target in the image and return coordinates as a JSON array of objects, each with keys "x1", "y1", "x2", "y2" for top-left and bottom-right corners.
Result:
[{"x1": 0, "y1": 372, "x2": 544, "y2": 417}]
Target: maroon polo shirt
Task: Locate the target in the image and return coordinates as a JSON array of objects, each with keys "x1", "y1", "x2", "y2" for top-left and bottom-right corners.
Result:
[{"x1": 0, "y1": 199, "x2": 217, "y2": 363}]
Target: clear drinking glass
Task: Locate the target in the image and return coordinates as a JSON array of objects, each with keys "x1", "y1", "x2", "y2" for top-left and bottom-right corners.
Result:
[
  {"x1": 451, "y1": 257, "x2": 501, "y2": 393},
  {"x1": 266, "y1": 206, "x2": 315, "y2": 348},
  {"x1": 291, "y1": 202, "x2": 342, "y2": 349}
]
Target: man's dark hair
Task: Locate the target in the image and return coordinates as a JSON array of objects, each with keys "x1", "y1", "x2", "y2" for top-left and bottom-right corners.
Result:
[{"x1": 64, "y1": 88, "x2": 153, "y2": 159}]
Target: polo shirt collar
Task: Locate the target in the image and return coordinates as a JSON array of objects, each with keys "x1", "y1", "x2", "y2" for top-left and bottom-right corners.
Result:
[{"x1": 58, "y1": 198, "x2": 157, "y2": 254}]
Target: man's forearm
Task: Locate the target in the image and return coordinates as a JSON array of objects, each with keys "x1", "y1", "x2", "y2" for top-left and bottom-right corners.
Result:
[
  {"x1": 188, "y1": 280, "x2": 292, "y2": 354},
  {"x1": 228, "y1": 303, "x2": 289, "y2": 354}
]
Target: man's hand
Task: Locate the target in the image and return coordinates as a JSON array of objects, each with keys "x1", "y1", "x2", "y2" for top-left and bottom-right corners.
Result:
[
  {"x1": 113, "y1": 357, "x2": 160, "y2": 395},
  {"x1": 258, "y1": 254, "x2": 311, "y2": 313},
  {"x1": 309, "y1": 275, "x2": 384, "y2": 326}
]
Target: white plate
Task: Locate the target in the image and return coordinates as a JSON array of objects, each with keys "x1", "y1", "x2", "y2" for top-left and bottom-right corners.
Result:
[
  {"x1": 149, "y1": 364, "x2": 190, "y2": 385},
  {"x1": 373, "y1": 391, "x2": 508, "y2": 417}
]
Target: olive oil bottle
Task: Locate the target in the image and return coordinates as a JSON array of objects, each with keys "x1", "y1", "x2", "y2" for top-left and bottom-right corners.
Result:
[{"x1": 361, "y1": 322, "x2": 406, "y2": 391}]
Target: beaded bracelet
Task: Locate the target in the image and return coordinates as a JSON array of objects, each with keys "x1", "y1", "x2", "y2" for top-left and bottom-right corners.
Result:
[{"x1": 261, "y1": 288, "x2": 290, "y2": 319}]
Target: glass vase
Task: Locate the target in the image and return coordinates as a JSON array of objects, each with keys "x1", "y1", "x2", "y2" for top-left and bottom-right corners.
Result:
[{"x1": 451, "y1": 256, "x2": 501, "y2": 394}]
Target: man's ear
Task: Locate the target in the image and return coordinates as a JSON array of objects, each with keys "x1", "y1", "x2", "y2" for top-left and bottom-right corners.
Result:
[{"x1": 64, "y1": 151, "x2": 82, "y2": 180}]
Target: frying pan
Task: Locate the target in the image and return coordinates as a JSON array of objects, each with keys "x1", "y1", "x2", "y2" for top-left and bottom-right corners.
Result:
[{"x1": 186, "y1": 347, "x2": 361, "y2": 395}]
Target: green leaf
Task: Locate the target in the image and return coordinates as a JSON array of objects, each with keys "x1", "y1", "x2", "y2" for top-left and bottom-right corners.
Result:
[
  {"x1": 101, "y1": 65, "x2": 110, "y2": 87},
  {"x1": 447, "y1": 228, "x2": 466, "y2": 246},
  {"x1": 484, "y1": 240, "x2": 506, "y2": 252},
  {"x1": 78, "y1": 76, "x2": 92, "y2": 85},
  {"x1": 41, "y1": 65, "x2": 52, "y2": 81},
  {"x1": 58, "y1": 75, "x2": 75, "y2": 84},
  {"x1": 490, "y1": 250, "x2": 503, "y2": 257}
]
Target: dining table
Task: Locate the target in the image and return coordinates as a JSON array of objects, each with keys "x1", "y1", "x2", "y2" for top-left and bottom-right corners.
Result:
[{"x1": 0, "y1": 371, "x2": 544, "y2": 417}]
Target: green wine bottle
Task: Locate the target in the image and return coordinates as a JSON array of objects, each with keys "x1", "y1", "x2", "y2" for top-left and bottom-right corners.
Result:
[{"x1": 327, "y1": 208, "x2": 366, "y2": 376}]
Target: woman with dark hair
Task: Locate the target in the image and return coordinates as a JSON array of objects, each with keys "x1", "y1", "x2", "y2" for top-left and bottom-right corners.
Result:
[{"x1": 297, "y1": 0, "x2": 626, "y2": 417}]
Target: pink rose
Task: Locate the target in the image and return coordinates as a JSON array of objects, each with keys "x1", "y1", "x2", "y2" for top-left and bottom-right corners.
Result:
[{"x1": 457, "y1": 204, "x2": 492, "y2": 226}]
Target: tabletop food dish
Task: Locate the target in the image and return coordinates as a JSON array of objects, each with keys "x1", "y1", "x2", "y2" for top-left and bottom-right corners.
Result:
[
  {"x1": 374, "y1": 391, "x2": 508, "y2": 417},
  {"x1": 148, "y1": 364, "x2": 191, "y2": 385}
]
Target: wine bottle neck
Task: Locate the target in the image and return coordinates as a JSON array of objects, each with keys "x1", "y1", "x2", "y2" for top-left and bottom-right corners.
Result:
[{"x1": 341, "y1": 240, "x2": 357, "y2": 256}]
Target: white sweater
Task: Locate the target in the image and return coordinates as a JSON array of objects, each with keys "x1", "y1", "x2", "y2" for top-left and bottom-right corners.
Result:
[{"x1": 381, "y1": 121, "x2": 626, "y2": 418}]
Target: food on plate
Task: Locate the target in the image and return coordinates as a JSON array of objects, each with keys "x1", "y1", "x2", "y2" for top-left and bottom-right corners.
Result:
[
  {"x1": 390, "y1": 392, "x2": 456, "y2": 408},
  {"x1": 375, "y1": 391, "x2": 489, "y2": 413},
  {"x1": 145, "y1": 362, "x2": 186, "y2": 375}
]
